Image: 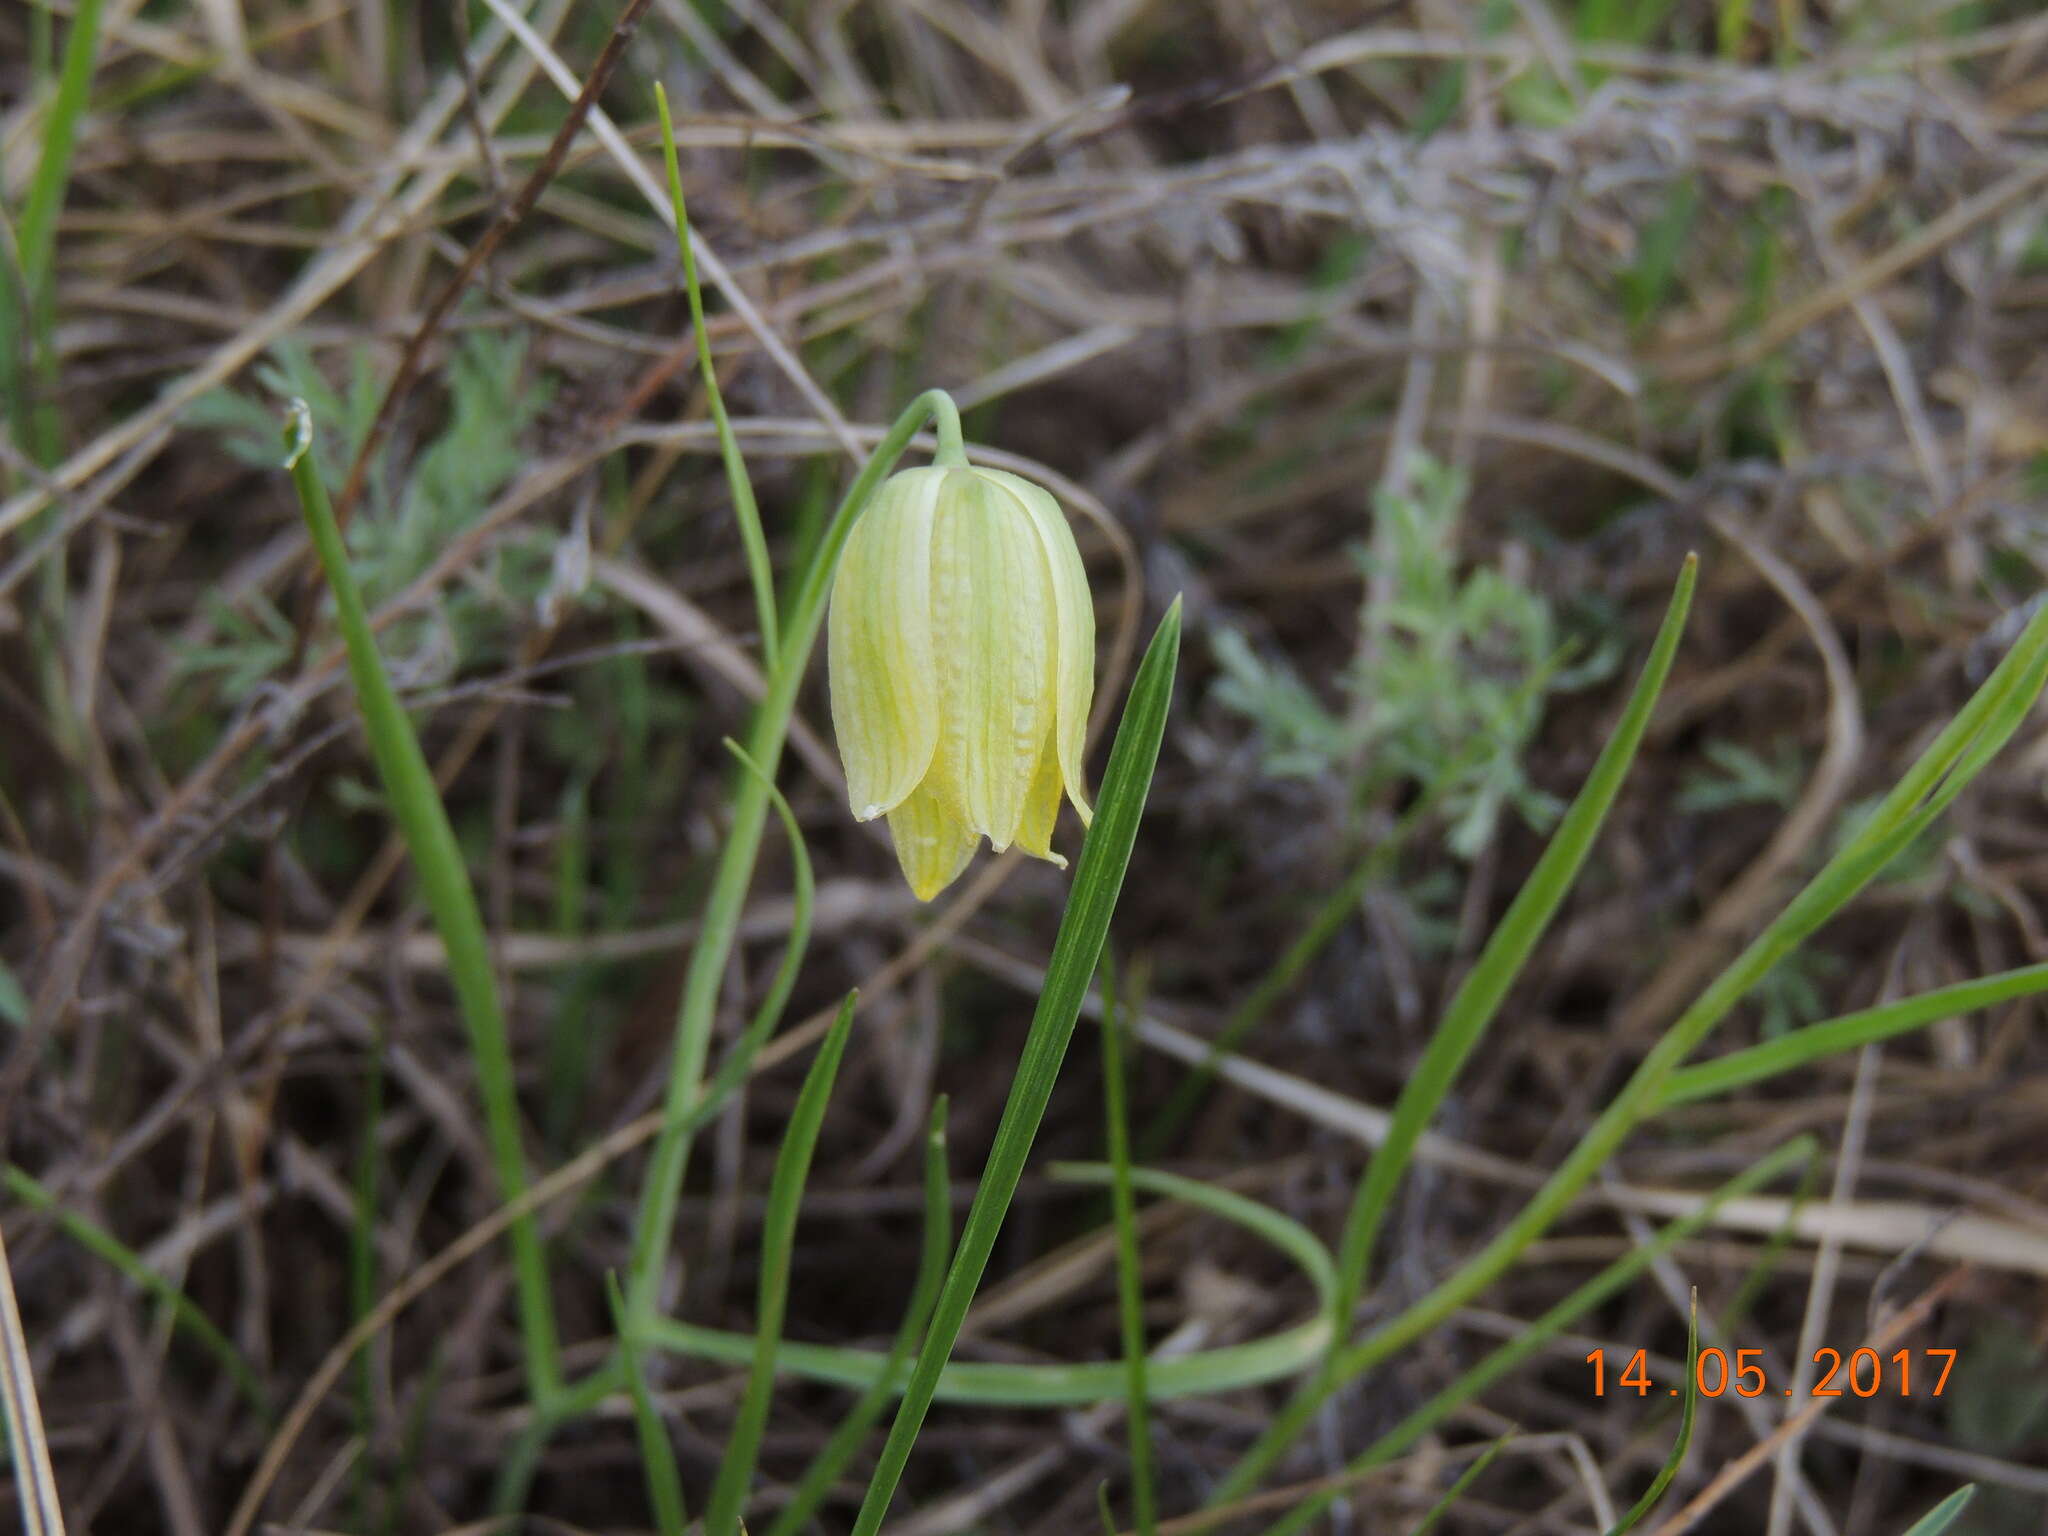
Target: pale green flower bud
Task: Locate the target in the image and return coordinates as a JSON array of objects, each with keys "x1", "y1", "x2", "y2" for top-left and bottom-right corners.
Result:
[{"x1": 828, "y1": 462, "x2": 1095, "y2": 900}]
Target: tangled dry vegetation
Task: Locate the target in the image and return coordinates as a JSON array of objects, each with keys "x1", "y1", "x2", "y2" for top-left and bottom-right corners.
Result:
[{"x1": 4, "y1": 1, "x2": 2048, "y2": 1532}]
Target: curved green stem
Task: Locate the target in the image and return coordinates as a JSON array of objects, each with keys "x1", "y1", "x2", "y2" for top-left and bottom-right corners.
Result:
[
  {"x1": 653, "y1": 83, "x2": 778, "y2": 675},
  {"x1": 622, "y1": 388, "x2": 960, "y2": 1325},
  {"x1": 645, "y1": 1162, "x2": 1332, "y2": 1407},
  {"x1": 925, "y1": 391, "x2": 966, "y2": 468}
]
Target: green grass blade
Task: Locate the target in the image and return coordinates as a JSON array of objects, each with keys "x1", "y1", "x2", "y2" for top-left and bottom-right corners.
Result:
[
  {"x1": 1256, "y1": 1137, "x2": 1816, "y2": 1536},
  {"x1": 282, "y1": 400, "x2": 560, "y2": 1400},
  {"x1": 3, "y1": 1165, "x2": 266, "y2": 1415},
  {"x1": 1216, "y1": 558, "x2": 1697, "y2": 1499},
  {"x1": 1659, "y1": 960, "x2": 2048, "y2": 1109},
  {"x1": 10, "y1": 0, "x2": 104, "y2": 296},
  {"x1": 1049, "y1": 1165, "x2": 1337, "y2": 1314},
  {"x1": 2, "y1": 0, "x2": 105, "y2": 466},
  {"x1": 644, "y1": 1152, "x2": 1334, "y2": 1406},
  {"x1": 1331, "y1": 555, "x2": 1696, "y2": 1319},
  {"x1": 1900, "y1": 1485, "x2": 1977, "y2": 1535},
  {"x1": 845, "y1": 601, "x2": 1181, "y2": 1535},
  {"x1": 1407, "y1": 1432, "x2": 1511, "y2": 1535},
  {"x1": 1099, "y1": 956, "x2": 1155, "y2": 1535},
  {"x1": 646, "y1": 1158, "x2": 1331, "y2": 1406},
  {"x1": 764, "y1": 1096, "x2": 953, "y2": 1536},
  {"x1": 607, "y1": 1273, "x2": 687, "y2": 1536},
  {"x1": 704, "y1": 994, "x2": 858, "y2": 1536},
  {"x1": 651, "y1": 84, "x2": 778, "y2": 673},
  {"x1": 1604, "y1": 1292, "x2": 1700, "y2": 1534}
]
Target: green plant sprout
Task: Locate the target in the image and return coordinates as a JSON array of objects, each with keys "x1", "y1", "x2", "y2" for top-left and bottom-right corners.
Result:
[{"x1": 1214, "y1": 452, "x2": 1612, "y2": 859}]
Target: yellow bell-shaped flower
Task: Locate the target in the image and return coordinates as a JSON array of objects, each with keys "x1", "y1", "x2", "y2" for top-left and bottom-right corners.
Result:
[{"x1": 828, "y1": 462, "x2": 1095, "y2": 900}]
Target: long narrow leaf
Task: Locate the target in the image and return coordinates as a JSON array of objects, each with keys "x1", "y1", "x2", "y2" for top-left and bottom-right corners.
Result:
[
  {"x1": 704, "y1": 994, "x2": 858, "y2": 1536},
  {"x1": 3, "y1": 1165, "x2": 266, "y2": 1414},
  {"x1": 1407, "y1": 1432, "x2": 1511, "y2": 1535},
  {"x1": 646, "y1": 1152, "x2": 1337, "y2": 1407},
  {"x1": 1604, "y1": 1291, "x2": 1700, "y2": 1534},
  {"x1": 652, "y1": 85, "x2": 777, "y2": 673},
  {"x1": 1659, "y1": 960, "x2": 2048, "y2": 1108},
  {"x1": 1222, "y1": 557, "x2": 1697, "y2": 1497},
  {"x1": 847, "y1": 602, "x2": 1182, "y2": 1535},
  {"x1": 3, "y1": 0, "x2": 105, "y2": 467},
  {"x1": 283, "y1": 402, "x2": 560, "y2": 1396},
  {"x1": 1901, "y1": 1485, "x2": 1977, "y2": 1535},
  {"x1": 763, "y1": 1098, "x2": 953, "y2": 1536},
  {"x1": 607, "y1": 1273, "x2": 687, "y2": 1536},
  {"x1": 1333, "y1": 555, "x2": 1696, "y2": 1312}
]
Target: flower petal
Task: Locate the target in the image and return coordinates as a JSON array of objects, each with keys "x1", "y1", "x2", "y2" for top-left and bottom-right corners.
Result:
[
  {"x1": 828, "y1": 468, "x2": 944, "y2": 820},
  {"x1": 886, "y1": 773, "x2": 979, "y2": 901},
  {"x1": 978, "y1": 468, "x2": 1095, "y2": 825},
  {"x1": 1009, "y1": 728, "x2": 1068, "y2": 870},
  {"x1": 930, "y1": 471, "x2": 1054, "y2": 850}
]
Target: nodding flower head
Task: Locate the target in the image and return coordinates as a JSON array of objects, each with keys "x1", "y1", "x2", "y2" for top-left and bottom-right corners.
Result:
[{"x1": 827, "y1": 461, "x2": 1094, "y2": 901}]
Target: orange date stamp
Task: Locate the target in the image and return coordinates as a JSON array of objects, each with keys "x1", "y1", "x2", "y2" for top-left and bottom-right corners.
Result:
[{"x1": 1585, "y1": 1347, "x2": 1957, "y2": 1400}]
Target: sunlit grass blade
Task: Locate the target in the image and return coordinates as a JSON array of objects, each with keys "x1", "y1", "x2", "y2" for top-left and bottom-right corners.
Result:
[
  {"x1": 845, "y1": 601, "x2": 1181, "y2": 1535},
  {"x1": 1901, "y1": 1485, "x2": 1977, "y2": 1535},
  {"x1": 1099, "y1": 954, "x2": 1155, "y2": 1535},
  {"x1": 764, "y1": 1097, "x2": 953, "y2": 1536},
  {"x1": 645, "y1": 1152, "x2": 1336, "y2": 1407},
  {"x1": 652, "y1": 83, "x2": 777, "y2": 673},
  {"x1": 3, "y1": 1164, "x2": 266, "y2": 1415},
  {"x1": 607, "y1": 1273, "x2": 686, "y2": 1536},
  {"x1": 1220, "y1": 557, "x2": 1697, "y2": 1496},
  {"x1": 1658, "y1": 960, "x2": 2048, "y2": 1109},
  {"x1": 704, "y1": 993, "x2": 858, "y2": 1536},
  {"x1": 1407, "y1": 1431, "x2": 1511, "y2": 1535},
  {"x1": 1604, "y1": 1292, "x2": 1699, "y2": 1534},
  {"x1": 282, "y1": 400, "x2": 560, "y2": 1400},
  {"x1": 1254, "y1": 1137, "x2": 1816, "y2": 1536}
]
